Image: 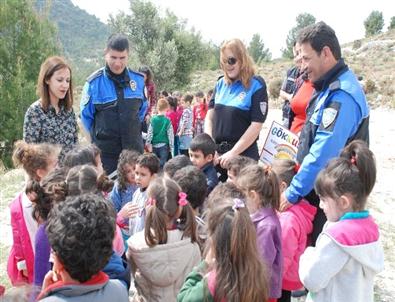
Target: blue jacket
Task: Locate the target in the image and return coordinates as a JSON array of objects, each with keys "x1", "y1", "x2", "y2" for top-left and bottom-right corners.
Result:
[
  {"x1": 80, "y1": 67, "x2": 147, "y2": 155},
  {"x1": 286, "y1": 60, "x2": 369, "y2": 203},
  {"x1": 110, "y1": 181, "x2": 138, "y2": 213},
  {"x1": 202, "y1": 162, "x2": 218, "y2": 195}
]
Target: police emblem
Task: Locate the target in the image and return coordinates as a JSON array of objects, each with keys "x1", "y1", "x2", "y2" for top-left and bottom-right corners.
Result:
[
  {"x1": 322, "y1": 107, "x2": 338, "y2": 128},
  {"x1": 129, "y1": 80, "x2": 137, "y2": 91},
  {"x1": 260, "y1": 102, "x2": 268, "y2": 116},
  {"x1": 238, "y1": 92, "x2": 246, "y2": 100}
]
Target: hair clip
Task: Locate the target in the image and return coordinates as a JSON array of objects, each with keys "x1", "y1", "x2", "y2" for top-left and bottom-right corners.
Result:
[
  {"x1": 178, "y1": 192, "x2": 188, "y2": 207},
  {"x1": 294, "y1": 163, "x2": 300, "y2": 173},
  {"x1": 350, "y1": 155, "x2": 357, "y2": 165},
  {"x1": 147, "y1": 197, "x2": 156, "y2": 206},
  {"x1": 232, "y1": 198, "x2": 245, "y2": 211}
]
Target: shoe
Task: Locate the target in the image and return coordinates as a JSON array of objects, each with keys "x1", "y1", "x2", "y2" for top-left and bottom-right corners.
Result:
[{"x1": 291, "y1": 288, "x2": 308, "y2": 297}]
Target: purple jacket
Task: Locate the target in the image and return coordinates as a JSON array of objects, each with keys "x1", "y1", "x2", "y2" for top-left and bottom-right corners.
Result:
[
  {"x1": 251, "y1": 207, "x2": 283, "y2": 299},
  {"x1": 34, "y1": 223, "x2": 51, "y2": 288}
]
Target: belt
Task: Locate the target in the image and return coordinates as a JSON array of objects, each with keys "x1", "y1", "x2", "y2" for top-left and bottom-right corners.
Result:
[{"x1": 216, "y1": 141, "x2": 236, "y2": 154}]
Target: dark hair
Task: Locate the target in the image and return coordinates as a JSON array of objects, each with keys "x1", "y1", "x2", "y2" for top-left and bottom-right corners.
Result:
[
  {"x1": 173, "y1": 166, "x2": 207, "y2": 210},
  {"x1": 66, "y1": 165, "x2": 113, "y2": 195},
  {"x1": 236, "y1": 164, "x2": 280, "y2": 210},
  {"x1": 27, "y1": 167, "x2": 67, "y2": 222},
  {"x1": 207, "y1": 182, "x2": 246, "y2": 209},
  {"x1": 166, "y1": 96, "x2": 177, "y2": 111},
  {"x1": 271, "y1": 159, "x2": 297, "y2": 186},
  {"x1": 46, "y1": 194, "x2": 115, "y2": 282},
  {"x1": 160, "y1": 90, "x2": 169, "y2": 97},
  {"x1": 181, "y1": 94, "x2": 193, "y2": 104},
  {"x1": 37, "y1": 56, "x2": 73, "y2": 112},
  {"x1": 195, "y1": 91, "x2": 204, "y2": 98},
  {"x1": 106, "y1": 33, "x2": 129, "y2": 52},
  {"x1": 136, "y1": 153, "x2": 160, "y2": 175},
  {"x1": 315, "y1": 140, "x2": 376, "y2": 210},
  {"x1": 189, "y1": 133, "x2": 216, "y2": 157},
  {"x1": 117, "y1": 149, "x2": 140, "y2": 191},
  {"x1": 12, "y1": 140, "x2": 60, "y2": 181},
  {"x1": 63, "y1": 144, "x2": 98, "y2": 169},
  {"x1": 163, "y1": 155, "x2": 192, "y2": 177},
  {"x1": 226, "y1": 155, "x2": 256, "y2": 177},
  {"x1": 145, "y1": 177, "x2": 197, "y2": 247},
  {"x1": 138, "y1": 65, "x2": 153, "y2": 83},
  {"x1": 206, "y1": 199, "x2": 269, "y2": 302},
  {"x1": 297, "y1": 21, "x2": 341, "y2": 60}
]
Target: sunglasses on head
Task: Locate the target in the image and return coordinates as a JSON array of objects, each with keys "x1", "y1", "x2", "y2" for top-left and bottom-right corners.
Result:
[{"x1": 225, "y1": 57, "x2": 237, "y2": 66}]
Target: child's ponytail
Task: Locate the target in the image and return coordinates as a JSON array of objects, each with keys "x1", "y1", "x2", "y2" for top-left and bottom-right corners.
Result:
[{"x1": 97, "y1": 173, "x2": 114, "y2": 193}]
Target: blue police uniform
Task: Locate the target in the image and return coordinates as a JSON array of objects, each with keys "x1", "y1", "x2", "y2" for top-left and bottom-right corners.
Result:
[
  {"x1": 285, "y1": 59, "x2": 369, "y2": 204},
  {"x1": 80, "y1": 66, "x2": 147, "y2": 173},
  {"x1": 209, "y1": 76, "x2": 268, "y2": 160}
]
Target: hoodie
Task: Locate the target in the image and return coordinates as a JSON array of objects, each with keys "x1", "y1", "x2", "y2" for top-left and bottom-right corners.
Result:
[
  {"x1": 299, "y1": 214, "x2": 384, "y2": 302},
  {"x1": 127, "y1": 229, "x2": 201, "y2": 302},
  {"x1": 279, "y1": 199, "x2": 317, "y2": 290}
]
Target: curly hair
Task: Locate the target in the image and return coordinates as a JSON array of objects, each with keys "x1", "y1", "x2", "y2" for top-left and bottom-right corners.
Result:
[
  {"x1": 46, "y1": 193, "x2": 115, "y2": 282},
  {"x1": 117, "y1": 149, "x2": 140, "y2": 192}
]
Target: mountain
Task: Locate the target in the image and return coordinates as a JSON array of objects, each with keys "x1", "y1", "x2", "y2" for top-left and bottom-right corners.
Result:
[{"x1": 35, "y1": 0, "x2": 110, "y2": 83}]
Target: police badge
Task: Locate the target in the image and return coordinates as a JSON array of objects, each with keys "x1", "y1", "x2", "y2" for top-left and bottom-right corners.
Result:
[
  {"x1": 322, "y1": 107, "x2": 338, "y2": 128},
  {"x1": 129, "y1": 80, "x2": 137, "y2": 91}
]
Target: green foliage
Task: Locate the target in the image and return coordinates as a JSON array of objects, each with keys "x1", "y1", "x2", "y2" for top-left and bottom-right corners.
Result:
[
  {"x1": 108, "y1": 0, "x2": 218, "y2": 91},
  {"x1": 248, "y1": 33, "x2": 271, "y2": 64},
  {"x1": 389, "y1": 17, "x2": 395, "y2": 30},
  {"x1": 282, "y1": 13, "x2": 316, "y2": 59},
  {"x1": 0, "y1": 0, "x2": 59, "y2": 168},
  {"x1": 364, "y1": 11, "x2": 384, "y2": 37}
]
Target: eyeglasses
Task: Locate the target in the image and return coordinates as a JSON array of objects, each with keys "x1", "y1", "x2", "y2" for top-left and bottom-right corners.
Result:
[{"x1": 224, "y1": 57, "x2": 237, "y2": 66}]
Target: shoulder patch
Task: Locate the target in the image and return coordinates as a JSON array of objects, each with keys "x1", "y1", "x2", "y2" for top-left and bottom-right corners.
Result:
[
  {"x1": 86, "y1": 68, "x2": 104, "y2": 83},
  {"x1": 322, "y1": 107, "x2": 338, "y2": 129}
]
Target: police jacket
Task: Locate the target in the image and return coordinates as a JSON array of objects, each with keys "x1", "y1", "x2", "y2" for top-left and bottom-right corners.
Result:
[
  {"x1": 80, "y1": 66, "x2": 147, "y2": 155},
  {"x1": 285, "y1": 59, "x2": 369, "y2": 203}
]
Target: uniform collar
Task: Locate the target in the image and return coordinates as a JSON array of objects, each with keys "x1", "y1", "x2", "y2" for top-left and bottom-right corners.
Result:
[
  {"x1": 313, "y1": 58, "x2": 348, "y2": 92},
  {"x1": 105, "y1": 65, "x2": 130, "y2": 88}
]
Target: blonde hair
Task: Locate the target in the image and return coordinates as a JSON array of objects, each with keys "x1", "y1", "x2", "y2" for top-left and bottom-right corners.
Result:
[
  {"x1": 156, "y1": 97, "x2": 169, "y2": 112},
  {"x1": 220, "y1": 38, "x2": 256, "y2": 88}
]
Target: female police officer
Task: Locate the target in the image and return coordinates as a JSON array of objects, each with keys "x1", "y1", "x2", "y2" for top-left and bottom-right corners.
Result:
[{"x1": 205, "y1": 38, "x2": 268, "y2": 181}]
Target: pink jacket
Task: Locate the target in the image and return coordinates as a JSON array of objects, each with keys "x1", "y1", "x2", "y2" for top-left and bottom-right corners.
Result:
[
  {"x1": 279, "y1": 199, "x2": 316, "y2": 290},
  {"x1": 7, "y1": 193, "x2": 35, "y2": 285}
]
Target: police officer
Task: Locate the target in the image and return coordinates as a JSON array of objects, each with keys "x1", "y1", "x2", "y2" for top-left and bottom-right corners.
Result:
[
  {"x1": 205, "y1": 38, "x2": 268, "y2": 181},
  {"x1": 280, "y1": 22, "x2": 370, "y2": 244},
  {"x1": 80, "y1": 34, "x2": 147, "y2": 174}
]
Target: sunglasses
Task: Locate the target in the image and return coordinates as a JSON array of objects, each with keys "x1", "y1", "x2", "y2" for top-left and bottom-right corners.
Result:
[{"x1": 224, "y1": 57, "x2": 237, "y2": 66}]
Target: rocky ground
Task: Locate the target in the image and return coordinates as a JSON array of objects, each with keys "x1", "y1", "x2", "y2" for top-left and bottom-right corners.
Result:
[{"x1": 0, "y1": 108, "x2": 394, "y2": 301}]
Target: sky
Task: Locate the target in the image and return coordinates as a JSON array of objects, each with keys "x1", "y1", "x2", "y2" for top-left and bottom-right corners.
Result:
[{"x1": 71, "y1": 0, "x2": 394, "y2": 58}]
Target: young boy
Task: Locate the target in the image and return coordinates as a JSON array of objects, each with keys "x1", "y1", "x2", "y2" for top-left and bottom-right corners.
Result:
[
  {"x1": 177, "y1": 94, "x2": 194, "y2": 156},
  {"x1": 37, "y1": 194, "x2": 129, "y2": 302},
  {"x1": 146, "y1": 98, "x2": 174, "y2": 168},
  {"x1": 225, "y1": 155, "x2": 256, "y2": 183},
  {"x1": 127, "y1": 153, "x2": 160, "y2": 236},
  {"x1": 163, "y1": 155, "x2": 193, "y2": 178},
  {"x1": 189, "y1": 133, "x2": 218, "y2": 194}
]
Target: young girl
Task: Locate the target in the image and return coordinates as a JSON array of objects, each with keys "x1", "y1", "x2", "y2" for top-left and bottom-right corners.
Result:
[
  {"x1": 299, "y1": 140, "x2": 384, "y2": 302},
  {"x1": 127, "y1": 177, "x2": 201, "y2": 302},
  {"x1": 271, "y1": 159, "x2": 317, "y2": 302},
  {"x1": 177, "y1": 94, "x2": 194, "y2": 156},
  {"x1": 7, "y1": 141, "x2": 59, "y2": 286},
  {"x1": 192, "y1": 91, "x2": 208, "y2": 136},
  {"x1": 178, "y1": 198, "x2": 269, "y2": 302},
  {"x1": 236, "y1": 164, "x2": 283, "y2": 301},
  {"x1": 166, "y1": 96, "x2": 180, "y2": 156}
]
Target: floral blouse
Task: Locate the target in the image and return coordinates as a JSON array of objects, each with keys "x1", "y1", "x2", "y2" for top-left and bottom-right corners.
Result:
[{"x1": 23, "y1": 100, "x2": 78, "y2": 159}]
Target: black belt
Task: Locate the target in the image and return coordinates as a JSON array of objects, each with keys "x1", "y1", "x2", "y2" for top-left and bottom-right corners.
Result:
[{"x1": 216, "y1": 141, "x2": 236, "y2": 154}]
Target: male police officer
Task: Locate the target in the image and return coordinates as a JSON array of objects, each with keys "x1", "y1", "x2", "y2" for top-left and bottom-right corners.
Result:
[
  {"x1": 80, "y1": 34, "x2": 147, "y2": 174},
  {"x1": 280, "y1": 22, "x2": 369, "y2": 243}
]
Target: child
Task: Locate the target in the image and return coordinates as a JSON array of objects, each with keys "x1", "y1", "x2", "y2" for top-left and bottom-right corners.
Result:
[
  {"x1": 192, "y1": 91, "x2": 208, "y2": 136},
  {"x1": 236, "y1": 164, "x2": 283, "y2": 301},
  {"x1": 146, "y1": 98, "x2": 174, "y2": 168},
  {"x1": 177, "y1": 94, "x2": 194, "y2": 156},
  {"x1": 189, "y1": 133, "x2": 218, "y2": 194},
  {"x1": 127, "y1": 177, "x2": 201, "y2": 301},
  {"x1": 177, "y1": 198, "x2": 269, "y2": 302},
  {"x1": 271, "y1": 159, "x2": 317, "y2": 302},
  {"x1": 163, "y1": 154, "x2": 192, "y2": 178},
  {"x1": 63, "y1": 144, "x2": 103, "y2": 175},
  {"x1": 7, "y1": 141, "x2": 59, "y2": 286},
  {"x1": 166, "y1": 96, "x2": 181, "y2": 156},
  {"x1": 299, "y1": 140, "x2": 384, "y2": 302},
  {"x1": 122, "y1": 153, "x2": 160, "y2": 237},
  {"x1": 37, "y1": 194, "x2": 129, "y2": 302},
  {"x1": 225, "y1": 155, "x2": 256, "y2": 183},
  {"x1": 206, "y1": 181, "x2": 246, "y2": 209}
]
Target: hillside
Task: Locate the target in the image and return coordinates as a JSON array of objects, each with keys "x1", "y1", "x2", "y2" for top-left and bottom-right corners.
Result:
[
  {"x1": 186, "y1": 29, "x2": 395, "y2": 108},
  {"x1": 35, "y1": 0, "x2": 110, "y2": 83}
]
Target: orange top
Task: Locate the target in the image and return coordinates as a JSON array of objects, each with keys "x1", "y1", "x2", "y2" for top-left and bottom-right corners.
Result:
[{"x1": 290, "y1": 80, "x2": 314, "y2": 134}]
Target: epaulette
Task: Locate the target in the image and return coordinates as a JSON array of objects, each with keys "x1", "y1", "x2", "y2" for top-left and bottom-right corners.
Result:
[
  {"x1": 86, "y1": 68, "x2": 104, "y2": 83},
  {"x1": 128, "y1": 69, "x2": 145, "y2": 79},
  {"x1": 329, "y1": 80, "x2": 341, "y2": 91}
]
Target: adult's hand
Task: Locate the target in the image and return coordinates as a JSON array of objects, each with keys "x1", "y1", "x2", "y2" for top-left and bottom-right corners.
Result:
[
  {"x1": 279, "y1": 191, "x2": 293, "y2": 212},
  {"x1": 218, "y1": 150, "x2": 237, "y2": 169}
]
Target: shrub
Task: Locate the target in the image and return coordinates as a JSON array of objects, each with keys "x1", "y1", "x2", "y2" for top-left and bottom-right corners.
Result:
[
  {"x1": 268, "y1": 78, "x2": 283, "y2": 99},
  {"x1": 365, "y1": 79, "x2": 376, "y2": 94},
  {"x1": 353, "y1": 39, "x2": 362, "y2": 50}
]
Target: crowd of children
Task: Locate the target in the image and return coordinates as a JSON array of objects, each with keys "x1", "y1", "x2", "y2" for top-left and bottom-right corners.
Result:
[{"x1": 4, "y1": 98, "x2": 384, "y2": 302}]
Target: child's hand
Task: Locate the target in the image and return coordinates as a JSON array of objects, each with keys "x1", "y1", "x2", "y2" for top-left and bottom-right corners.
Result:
[
  {"x1": 146, "y1": 144, "x2": 153, "y2": 153},
  {"x1": 21, "y1": 269, "x2": 28, "y2": 277},
  {"x1": 42, "y1": 270, "x2": 59, "y2": 290},
  {"x1": 119, "y1": 203, "x2": 140, "y2": 219}
]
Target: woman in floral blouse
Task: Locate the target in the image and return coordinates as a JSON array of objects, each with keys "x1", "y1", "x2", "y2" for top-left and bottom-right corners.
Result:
[{"x1": 23, "y1": 56, "x2": 78, "y2": 161}]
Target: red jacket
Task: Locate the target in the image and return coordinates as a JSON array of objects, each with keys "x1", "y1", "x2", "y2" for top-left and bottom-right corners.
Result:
[{"x1": 7, "y1": 193, "x2": 35, "y2": 285}]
